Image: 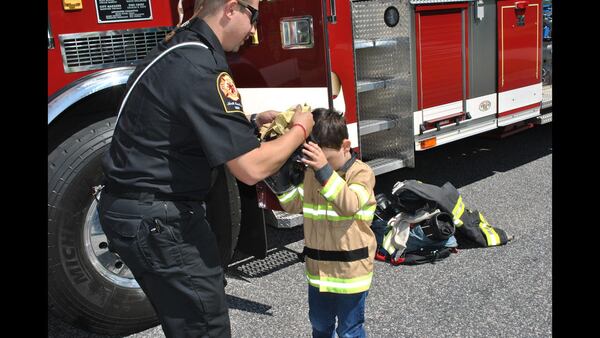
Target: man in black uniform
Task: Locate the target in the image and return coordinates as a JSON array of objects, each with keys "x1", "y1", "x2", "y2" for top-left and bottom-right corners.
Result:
[{"x1": 97, "y1": 0, "x2": 315, "y2": 337}]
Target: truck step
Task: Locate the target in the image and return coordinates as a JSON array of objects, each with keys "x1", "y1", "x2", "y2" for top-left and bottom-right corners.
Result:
[
  {"x1": 359, "y1": 118, "x2": 397, "y2": 136},
  {"x1": 534, "y1": 112, "x2": 552, "y2": 125},
  {"x1": 542, "y1": 85, "x2": 552, "y2": 110},
  {"x1": 265, "y1": 210, "x2": 303, "y2": 229},
  {"x1": 365, "y1": 158, "x2": 406, "y2": 176}
]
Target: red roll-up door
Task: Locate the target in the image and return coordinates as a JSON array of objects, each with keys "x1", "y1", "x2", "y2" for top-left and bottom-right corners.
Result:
[{"x1": 415, "y1": 3, "x2": 469, "y2": 112}]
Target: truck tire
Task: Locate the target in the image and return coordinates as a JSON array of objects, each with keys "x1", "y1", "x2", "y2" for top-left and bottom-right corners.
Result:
[{"x1": 48, "y1": 116, "x2": 241, "y2": 335}]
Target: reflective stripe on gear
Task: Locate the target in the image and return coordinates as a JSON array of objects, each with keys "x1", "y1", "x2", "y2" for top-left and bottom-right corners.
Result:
[
  {"x1": 303, "y1": 203, "x2": 375, "y2": 222},
  {"x1": 321, "y1": 171, "x2": 344, "y2": 201},
  {"x1": 479, "y1": 213, "x2": 501, "y2": 246},
  {"x1": 278, "y1": 188, "x2": 298, "y2": 204},
  {"x1": 452, "y1": 195, "x2": 465, "y2": 227},
  {"x1": 381, "y1": 230, "x2": 395, "y2": 255},
  {"x1": 349, "y1": 183, "x2": 370, "y2": 208},
  {"x1": 277, "y1": 184, "x2": 304, "y2": 204},
  {"x1": 355, "y1": 204, "x2": 376, "y2": 221},
  {"x1": 306, "y1": 271, "x2": 373, "y2": 294}
]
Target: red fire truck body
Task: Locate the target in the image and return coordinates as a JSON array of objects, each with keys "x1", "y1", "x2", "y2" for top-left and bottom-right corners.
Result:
[{"x1": 48, "y1": 0, "x2": 551, "y2": 334}]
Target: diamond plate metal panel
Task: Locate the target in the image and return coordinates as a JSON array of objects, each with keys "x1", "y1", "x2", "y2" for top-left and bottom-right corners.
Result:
[
  {"x1": 351, "y1": 0, "x2": 415, "y2": 168},
  {"x1": 266, "y1": 211, "x2": 304, "y2": 229},
  {"x1": 352, "y1": 0, "x2": 411, "y2": 41},
  {"x1": 359, "y1": 83, "x2": 412, "y2": 121},
  {"x1": 228, "y1": 248, "x2": 300, "y2": 278},
  {"x1": 355, "y1": 42, "x2": 411, "y2": 80},
  {"x1": 360, "y1": 121, "x2": 413, "y2": 159}
]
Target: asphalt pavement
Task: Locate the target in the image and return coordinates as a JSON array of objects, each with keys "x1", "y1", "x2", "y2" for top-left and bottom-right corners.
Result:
[{"x1": 48, "y1": 123, "x2": 552, "y2": 337}]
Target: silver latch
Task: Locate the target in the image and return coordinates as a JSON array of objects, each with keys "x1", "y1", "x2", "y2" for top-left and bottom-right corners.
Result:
[{"x1": 476, "y1": 0, "x2": 485, "y2": 21}]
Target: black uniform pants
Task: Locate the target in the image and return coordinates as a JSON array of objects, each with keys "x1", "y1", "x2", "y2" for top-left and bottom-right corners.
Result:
[{"x1": 98, "y1": 192, "x2": 231, "y2": 338}]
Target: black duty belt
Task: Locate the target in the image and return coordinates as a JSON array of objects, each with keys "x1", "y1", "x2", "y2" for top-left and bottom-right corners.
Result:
[
  {"x1": 103, "y1": 186, "x2": 199, "y2": 202},
  {"x1": 301, "y1": 246, "x2": 369, "y2": 262}
]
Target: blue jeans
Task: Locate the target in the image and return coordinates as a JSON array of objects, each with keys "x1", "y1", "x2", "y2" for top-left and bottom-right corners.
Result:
[{"x1": 308, "y1": 285, "x2": 368, "y2": 338}]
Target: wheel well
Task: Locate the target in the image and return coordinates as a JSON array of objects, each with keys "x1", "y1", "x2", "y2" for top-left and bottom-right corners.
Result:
[{"x1": 48, "y1": 85, "x2": 126, "y2": 154}]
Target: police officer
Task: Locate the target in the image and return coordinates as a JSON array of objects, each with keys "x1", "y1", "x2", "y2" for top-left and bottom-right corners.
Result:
[{"x1": 97, "y1": 0, "x2": 314, "y2": 337}]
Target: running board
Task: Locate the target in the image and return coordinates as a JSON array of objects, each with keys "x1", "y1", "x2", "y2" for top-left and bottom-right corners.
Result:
[
  {"x1": 366, "y1": 158, "x2": 406, "y2": 176},
  {"x1": 534, "y1": 112, "x2": 552, "y2": 125},
  {"x1": 542, "y1": 84, "x2": 552, "y2": 109},
  {"x1": 359, "y1": 118, "x2": 396, "y2": 136}
]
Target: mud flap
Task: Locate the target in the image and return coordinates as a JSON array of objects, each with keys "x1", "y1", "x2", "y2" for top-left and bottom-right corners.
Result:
[
  {"x1": 236, "y1": 182, "x2": 268, "y2": 259},
  {"x1": 205, "y1": 166, "x2": 242, "y2": 266}
]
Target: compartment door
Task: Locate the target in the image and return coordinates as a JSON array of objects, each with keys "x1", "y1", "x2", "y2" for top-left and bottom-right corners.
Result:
[
  {"x1": 415, "y1": 3, "x2": 469, "y2": 129},
  {"x1": 497, "y1": 0, "x2": 542, "y2": 116}
]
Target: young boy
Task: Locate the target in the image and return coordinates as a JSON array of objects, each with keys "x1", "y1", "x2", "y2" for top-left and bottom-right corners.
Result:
[{"x1": 277, "y1": 109, "x2": 377, "y2": 338}]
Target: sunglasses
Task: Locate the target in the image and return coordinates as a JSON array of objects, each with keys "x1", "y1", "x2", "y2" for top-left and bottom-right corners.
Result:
[{"x1": 237, "y1": 0, "x2": 259, "y2": 25}]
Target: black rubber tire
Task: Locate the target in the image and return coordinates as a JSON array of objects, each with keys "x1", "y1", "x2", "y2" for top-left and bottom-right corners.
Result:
[{"x1": 48, "y1": 117, "x2": 158, "y2": 335}]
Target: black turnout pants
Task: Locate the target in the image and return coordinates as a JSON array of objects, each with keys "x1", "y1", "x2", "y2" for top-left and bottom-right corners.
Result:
[{"x1": 98, "y1": 192, "x2": 231, "y2": 338}]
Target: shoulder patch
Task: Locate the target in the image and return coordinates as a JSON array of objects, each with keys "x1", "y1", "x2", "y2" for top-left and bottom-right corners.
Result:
[{"x1": 216, "y1": 72, "x2": 243, "y2": 113}]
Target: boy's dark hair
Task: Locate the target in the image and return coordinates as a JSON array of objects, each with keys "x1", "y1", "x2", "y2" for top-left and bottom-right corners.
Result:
[{"x1": 310, "y1": 108, "x2": 348, "y2": 150}]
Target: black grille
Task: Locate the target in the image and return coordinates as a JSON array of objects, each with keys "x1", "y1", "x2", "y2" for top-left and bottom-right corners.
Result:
[{"x1": 59, "y1": 28, "x2": 173, "y2": 73}]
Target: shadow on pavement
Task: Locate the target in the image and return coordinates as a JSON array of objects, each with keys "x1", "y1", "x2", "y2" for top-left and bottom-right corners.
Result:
[
  {"x1": 375, "y1": 124, "x2": 552, "y2": 193},
  {"x1": 226, "y1": 295, "x2": 273, "y2": 316}
]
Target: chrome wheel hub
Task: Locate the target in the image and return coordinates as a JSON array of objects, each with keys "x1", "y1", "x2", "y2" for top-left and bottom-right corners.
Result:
[{"x1": 82, "y1": 194, "x2": 140, "y2": 289}]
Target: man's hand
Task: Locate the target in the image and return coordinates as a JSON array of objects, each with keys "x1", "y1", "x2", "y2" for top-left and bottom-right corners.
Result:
[
  {"x1": 255, "y1": 110, "x2": 279, "y2": 128},
  {"x1": 290, "y1": 104, "x2": 315, "y2": 135},
  {"x1": 301, "y1": 141, "x2": 328, "y2": 170}
]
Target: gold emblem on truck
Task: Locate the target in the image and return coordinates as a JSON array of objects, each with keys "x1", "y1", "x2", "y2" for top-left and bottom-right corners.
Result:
[{"x1": 479, "y1": 100, "x2": 491, "y2": 112}]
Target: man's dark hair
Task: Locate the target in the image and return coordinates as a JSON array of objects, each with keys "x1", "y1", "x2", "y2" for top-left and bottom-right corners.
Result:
[{"x1": 310, "y1": 108, "x2": 348, "y2": 150}]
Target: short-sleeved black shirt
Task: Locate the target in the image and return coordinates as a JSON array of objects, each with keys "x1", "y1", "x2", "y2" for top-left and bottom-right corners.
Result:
[{"x1": 103, "y1": 18, "x2": 260, "y2": 200}]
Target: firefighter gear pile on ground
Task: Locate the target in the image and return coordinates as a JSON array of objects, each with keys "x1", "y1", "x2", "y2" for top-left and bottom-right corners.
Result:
[{"x1": 372, "y1": 179, "x2": 512, "y2": 265}]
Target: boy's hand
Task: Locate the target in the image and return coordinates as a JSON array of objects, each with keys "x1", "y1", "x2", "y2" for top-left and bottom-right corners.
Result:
[{"x1": 301, "y1": 142, "x2": 328, "y2": 170}]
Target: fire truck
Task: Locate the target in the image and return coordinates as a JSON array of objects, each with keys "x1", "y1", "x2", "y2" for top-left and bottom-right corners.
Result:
[{"x1": 48, "y1": 0, "x2": 552, "y2": 334}]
